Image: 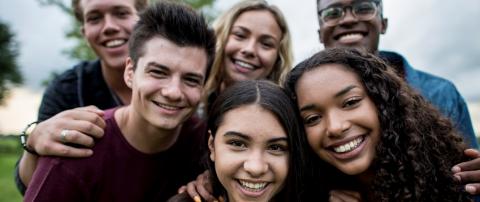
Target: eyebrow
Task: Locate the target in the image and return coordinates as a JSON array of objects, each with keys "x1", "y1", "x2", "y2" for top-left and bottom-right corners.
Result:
[
  {"x1": 299, "y1": 85, "x2": 358, "y2": 112},
  {"x1": 223, "y1": 131, "x2": 287, "y2": 143},
  {"x1": 335, "y1": 85, "x2": 357, "y2": 98},
  {"x1": 233, "y1": 26, "x2": 280, "y2": 42},
  {"x1": 146, "y1": 61, "x2": 168, "y2": 70},
  {"x1": 146, "y1": 62, "x2": 204, "y2": 80}
]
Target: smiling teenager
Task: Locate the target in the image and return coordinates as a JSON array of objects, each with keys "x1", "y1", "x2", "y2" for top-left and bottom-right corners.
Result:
[
  {"x1": 24, "y1": 1, "x2": 215, "y2": 201},
  {"x1": 202, "y1": 0, "x2": 293, "y2": 115},
  {"x1": 316, "y1": 0, "x2": 480, "y2": 196},
  {"x1": 169, "y1": 80, "x2": 307, "y2": 202},
  {"x1": 16, "y1": 0, "x2": 148, "y2": 194},
  {"x1": 284, "y1": 48, "x2": 472, "y2": 201}
]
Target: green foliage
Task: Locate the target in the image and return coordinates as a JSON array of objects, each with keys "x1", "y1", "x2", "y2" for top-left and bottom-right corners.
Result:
[
  {"x1": 0, "y1": 19, "x2": 23, "y2": 105},
  {"x1": 0, "y1": 136, "x2": 22, "y2": 202},
  {"x1": 37, "y1": 0, "x2": 218, "y2": 62}
]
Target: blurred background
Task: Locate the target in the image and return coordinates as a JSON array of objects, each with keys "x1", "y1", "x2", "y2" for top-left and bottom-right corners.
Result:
[{"x1": 0, "y1": 0, "x2": 479, "y2": 201}]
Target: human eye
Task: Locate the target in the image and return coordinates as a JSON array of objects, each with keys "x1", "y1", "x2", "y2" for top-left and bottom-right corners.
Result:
[
  {"x1": 85, "y1": 13, "x2": 101, "y2": 24},
  {"x1": 114, "y1": 9, "x2": 131, "y2": 18},
  {"x1": 303, "y1": 114, "x2": 322, "y2": 126},
  {"x1": 231, "y1": 30, "x2": 246, "y2": 40},
  {"x1": 261, "y1": 39, "x2": 276, "y2": 49},
  {"x1": 227, "y1": 140, "x2": 247, "y2": 150},
  {"x1": 184, "y1": 76, "x2": 202, "y2": 87},
  {"x1": 343, "y1": 97, "x2": 362, "y2": 108},
  {"x1": 268, "y1": 143, "x2": 288, "y2": 154},
  {"x1": 354, "y1": 2, "x2": 376, "y2": 15},
  {"x1": 150, "y1": 69, "x2": 168, "y2": 78},
  {"x1": 321, "y1": 7, "x2": 343, "y2": 21}
]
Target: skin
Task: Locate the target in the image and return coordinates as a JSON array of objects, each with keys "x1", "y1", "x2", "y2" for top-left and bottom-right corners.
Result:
[
  {"x1": 317, "y1": 0, "x2": 387, "y2": 53},
  {"x1": 80, "y1": 0, "x2": 139, "y2": 71},
  {"x1": 296, "y1": 64, "x2": 380, "y2": 177},
  {"x1": 222, "y1": 10, "x2": 282, "y2": 87},
  {"x1": 317, "y1": 0, "x2": 480, "y2": 196},
  {"x1": 19, "y1": 0, "x2": 139, "y2": 187},
  {"x1": 208, "y1": 104, "x2": 289, "y2": 202},
  {"x1": 118, "y1": 36, "x2": 207, "y2": 154}
]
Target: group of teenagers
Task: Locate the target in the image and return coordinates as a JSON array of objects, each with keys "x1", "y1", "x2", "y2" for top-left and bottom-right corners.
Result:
[{"x1": 15, "y1": 0, "x2": 480, "y2": 201}]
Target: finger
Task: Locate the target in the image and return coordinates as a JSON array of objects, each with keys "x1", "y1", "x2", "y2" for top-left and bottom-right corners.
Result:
[
  {"x1": 186, "y1": 181, "x2": 201, "y2": 201},
  {"x1": 77, "y1": 105, "x2": 104, "y2": 115},
  {"x1": 454, "y1": 170, "x2": 480, "y2": 184},
  {"x1": 59, "y1": 130, "x2": 95, "y2": 147},
  {"x1": 329, "y1": 194, "x2": 343, "y2": 202},
  {"x1": 196, "y1": 171, "x2": 216, "y2": 201},
  {"x1": 40, "y1": 143, "x2": 93, "y2": 157},
  {"x1": 465, "y1": 183, "x2": 480, "y2": 195},
  {"x1": 452, "y1": 158, "x2": 480, "y2": 173},
  {"x1": 464, "y1": 149, "x2": 480, "y2": 158},
  {"x1": 66, "y1": 119, "x2": 105, "y2": 139},
  {"x1": 330, "y1": 190, "x2": 361, "y2": 202},
  {"x1": 178, "y1": 185, "x2": 187, "y2": 194}
]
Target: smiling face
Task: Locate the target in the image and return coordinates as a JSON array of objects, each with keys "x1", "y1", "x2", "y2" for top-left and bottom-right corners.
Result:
[
  {"x1": 124, "y1": 36, "x2": 207, "y2": 130},
  {"x1": 80, "y1": 0, "x2": 139, "y2": 70},
  {"x1": 296, "y1": 63, "x2": 380, "y2": 176},
  {"x1": 209, "y1": 104, "x2": 288, "y2": 202},
  {"x1": 317, "y1": 0, "x2": 387, "y2": 53},
  {"x1": 223, "y1": 10, "x2": 282, "y2": 85}
]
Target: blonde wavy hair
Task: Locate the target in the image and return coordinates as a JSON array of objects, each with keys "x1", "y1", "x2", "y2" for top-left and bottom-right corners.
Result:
[{"x1": 204, "y1": 0, "x2": 293, "y2": 99}]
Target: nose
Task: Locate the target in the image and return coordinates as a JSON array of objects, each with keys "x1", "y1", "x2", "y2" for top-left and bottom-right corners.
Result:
[
  {"x1": 338, "y1": 7, "x2": 358, "y2": 25},
  {"x1": 325, "y1": 110, "x2": 351, "y2": 137},
  {"x1": 240, "y1": 39, "x2": 257, "y2": 59},
  {"x1": 243, "y1": 151, "x2": 269, "y2": 177},
  {"x1": 102, "y1": 14, "x2": 120, "y2": 35},
  {"x1": 161, "y1": 77, "x2": 182, "y2": 101}
]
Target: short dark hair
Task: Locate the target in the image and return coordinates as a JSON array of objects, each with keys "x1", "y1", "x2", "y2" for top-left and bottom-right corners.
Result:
[
  {"x1": 207, "y1": 80, "x2": 307, "y2": 202},
  {"x1": 128, "y1": 0, "x2": 216, "y2": 82},
  {"x1": 284, "y1": 48, "x2": 470, "y2": 201},
  {"x1": 72, "y1": 0, "x2": 148, "y2": 23}
]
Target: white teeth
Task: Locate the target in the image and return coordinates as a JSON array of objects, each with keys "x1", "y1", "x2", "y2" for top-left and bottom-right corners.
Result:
[
  {"x1": 235, "y1": 60, "x2": 255, "y2": 70},
  {"x1": 333, "y1": 136, "x2": 364, "y2": 153},
  {"x1": 105, "y1": 39, "x2": 126, "y2": 47},
  {"x1": 338, "y1": 33, "x2": 363, "y2": 43},
  {"x1": 239, "y1": 180, "x2": 267, "y2": 191},
  {"x1": 154, "y1": 102, "x2": 181, "y2": 110}
]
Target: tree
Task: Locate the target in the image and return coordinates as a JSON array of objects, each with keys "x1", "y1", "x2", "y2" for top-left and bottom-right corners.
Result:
[
  {"x1": 37, "y1": 0, "x2": 217, "y2": 62},
  {"x1": 0, "y1": 19, "x2": 23, "y2": 104}
]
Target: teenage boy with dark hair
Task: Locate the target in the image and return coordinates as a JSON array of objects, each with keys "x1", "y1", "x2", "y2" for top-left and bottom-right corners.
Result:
[
  {"x1": 24, "y1": 1, "x2": 215, "y2": 201},
  {"x1": 16, "y1": 0, "x2": 148, "y2": 194}
]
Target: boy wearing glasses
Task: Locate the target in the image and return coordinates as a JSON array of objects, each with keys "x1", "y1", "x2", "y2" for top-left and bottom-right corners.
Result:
[{"x1": 317, "y1": 0, "x2": 480, "y2": 199}]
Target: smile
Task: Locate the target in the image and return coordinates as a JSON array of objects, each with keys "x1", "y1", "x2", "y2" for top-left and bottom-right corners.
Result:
[
  {"x1": 233, "y1": 59, "x2": 258, "y2": 70},
  {"x1": 238, "y1": 180, "x2": 268, "y2": 192},
  {"x1": 334, "y1": 32, "x2": 367, "y2": 44},
  {"x1": 152, "y1": 100, "x2": 184, "y2": 111},
  {"x1": 104, "y1": 39, "x2": 127, "y2": 48},
  {"x1": 331, "y1": 135, "x2": 365, "y2": 153}
]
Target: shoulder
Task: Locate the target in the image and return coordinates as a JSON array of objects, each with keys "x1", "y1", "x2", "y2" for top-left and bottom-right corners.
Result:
[{"x1": 45, "y1": 60, "x2": 100, "y2": 93}]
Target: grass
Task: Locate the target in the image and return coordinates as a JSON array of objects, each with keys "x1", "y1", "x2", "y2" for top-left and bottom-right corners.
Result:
[{"x1": 0, "y1": 136, "x2": 23, "y2": 202}]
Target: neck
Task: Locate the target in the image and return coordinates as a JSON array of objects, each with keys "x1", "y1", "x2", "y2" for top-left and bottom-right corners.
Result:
[
  {"x1": 101, "y1": 61, "x2": 131, "y2": 105},
  {"x1": 115, "y1": 106, "x2": 181, "y2": 154}
]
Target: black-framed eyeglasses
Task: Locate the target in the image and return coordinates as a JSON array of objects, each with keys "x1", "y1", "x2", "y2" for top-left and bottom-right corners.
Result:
[{"x1": 318, "y1": 1, "x2": 381, "y2": 27}]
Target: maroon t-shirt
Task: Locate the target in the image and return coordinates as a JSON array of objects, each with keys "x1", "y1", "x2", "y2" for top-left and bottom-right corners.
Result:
[{"x1": 25, "y1": 108, "x2": 207, "y2": 202}]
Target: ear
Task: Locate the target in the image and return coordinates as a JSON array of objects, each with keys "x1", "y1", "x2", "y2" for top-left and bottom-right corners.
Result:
[
  {"x1": 381, "y1": 18, "x2": 388, "y2": 34},
  {"x1": 80, "y1": 25, "x2": 86, "y2": 37},
  {"x1": 208, "y1": 131, "x2": 215, "y2": 162},
  {"x1": 124, "y1": 57, "x2": 134, "y2": 88}
]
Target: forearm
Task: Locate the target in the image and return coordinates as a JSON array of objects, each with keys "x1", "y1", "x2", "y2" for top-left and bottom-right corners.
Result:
[{"x1": 18, "y1": 151, "x2": 39, "y2": 190}]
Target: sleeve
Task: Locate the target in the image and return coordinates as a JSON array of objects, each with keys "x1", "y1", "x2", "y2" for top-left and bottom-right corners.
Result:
[
  {"x1": 37, "y1": 69, "x2": 80, "y2": 122},
  {"x1": 23, "y1": 157, "x2": 87, "y2": 202},
  {"x1": 14, "y1": 69, "x2": 81, "y2": 195},
  {"x1": 452, "y1": 92, "x2": 478, "y2": 149}
]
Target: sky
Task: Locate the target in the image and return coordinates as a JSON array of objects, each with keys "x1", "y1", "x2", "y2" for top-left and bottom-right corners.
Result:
[{"x1": 0, "y1": 0, "x2": 479, "y2": 101}]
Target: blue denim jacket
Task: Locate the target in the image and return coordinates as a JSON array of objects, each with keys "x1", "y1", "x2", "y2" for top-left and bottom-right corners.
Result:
[{"x1": 380, "y1": 51, "x2": 478, "y2": 148}]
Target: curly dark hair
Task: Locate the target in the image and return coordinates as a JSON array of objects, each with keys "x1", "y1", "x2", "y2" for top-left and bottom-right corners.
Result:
[{"x1": 284, "y1": 48, "x2": 471, "y2": 201}]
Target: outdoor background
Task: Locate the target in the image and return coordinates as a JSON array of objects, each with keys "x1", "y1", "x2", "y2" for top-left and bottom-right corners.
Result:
[{"x1": 0, "y1": 0, "x2": 479, "y2": 201}]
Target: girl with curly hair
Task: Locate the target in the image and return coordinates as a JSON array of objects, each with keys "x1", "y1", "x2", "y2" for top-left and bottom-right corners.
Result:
[{"x1": 284, "y1": 48, "x2": 472, "y2": 201}]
